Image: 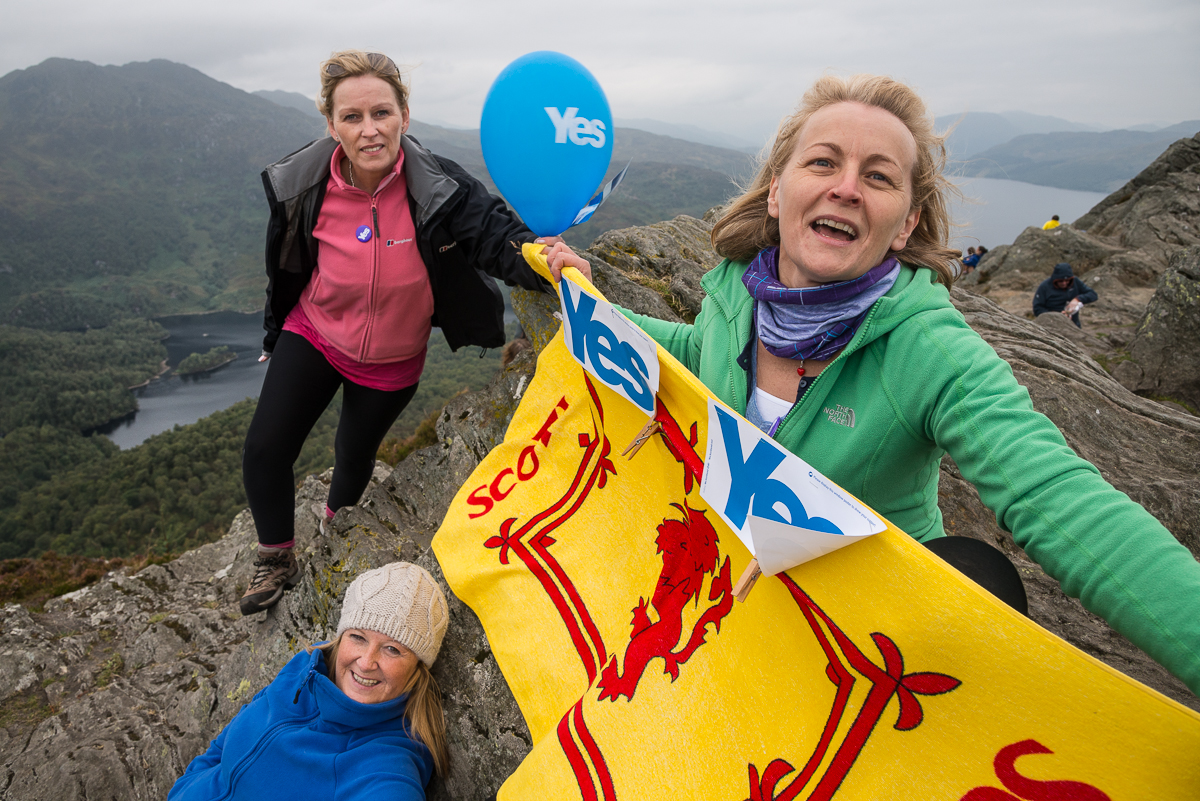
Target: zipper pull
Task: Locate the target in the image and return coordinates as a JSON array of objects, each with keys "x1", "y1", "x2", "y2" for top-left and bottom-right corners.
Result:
[{"x1": 294, "y1": 667, "x2": 316, "y2": 704}]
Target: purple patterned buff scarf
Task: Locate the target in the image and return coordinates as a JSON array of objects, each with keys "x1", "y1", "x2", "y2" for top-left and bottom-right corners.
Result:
[{"x1": 742, "y1": 247, "x2": 900, "y2": 361}]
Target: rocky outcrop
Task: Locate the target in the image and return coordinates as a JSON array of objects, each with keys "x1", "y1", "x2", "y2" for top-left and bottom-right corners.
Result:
[
  {"x1": 588, "y1": 214, "x2": 722, "y2": 320},
  {"x1": 0, "y1": 357, "x2": 540, "y2": 801},
  {"x1": 962, "y1": 134, "x2": 1200, "y2": 353},
  {"x1": 1074, "y1": 134, "x2": 1200, "y2": 263},
  {"x1": 1112, "y1": 246, "x2": 1200, "y2": 412},
  {"x1": 972, "y1": 225, "x2": 1123, "y2": 294},
  {"x1": 3, "y1": 206, "x2": 1199, "y2": 799}
]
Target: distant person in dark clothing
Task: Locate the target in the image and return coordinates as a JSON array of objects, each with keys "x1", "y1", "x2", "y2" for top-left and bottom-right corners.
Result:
[
  {"x1": 1042, "y1": 214, "x2": 1061, "y2": 230},
  {"x1": 1033, "y1": 262, "x2": 1097, "y2": 327}
]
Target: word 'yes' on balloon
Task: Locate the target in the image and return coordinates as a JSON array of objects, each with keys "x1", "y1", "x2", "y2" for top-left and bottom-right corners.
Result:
[{"x1": 545, "y1": 107, "x2": 607, "y2": 148}]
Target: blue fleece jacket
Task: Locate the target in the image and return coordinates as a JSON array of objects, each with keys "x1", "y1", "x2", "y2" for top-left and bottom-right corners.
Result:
[{"x1": 168, "y1": 648, "x2": 433, "y2": 801}]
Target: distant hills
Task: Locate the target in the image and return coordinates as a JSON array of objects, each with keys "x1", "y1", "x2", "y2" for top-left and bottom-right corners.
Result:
[
  {"x1": 935, "y1": 111, "x2": 1100, "y2": 160},
  {"x1": 252, "y1": 89, "x2": 322, "y2": 119},
  {"x1": 936, "y1": 110, "x2": 1200, "y2": 192},
  {"x1": 251, "y1": 94, "x2": 752, "y2": 246},
  {"x1": 0, "y1": 59, "x2": 324, "y2": 330},
  {"x1": 956, "y1": 124, "x2": 1200, "y2": 192},
  {"x1": 4, "y1": 57, "x2": 1196, "y2": 332},
  {"x1": 0, "y1": 59, "x2": 749, "y2": 330}
]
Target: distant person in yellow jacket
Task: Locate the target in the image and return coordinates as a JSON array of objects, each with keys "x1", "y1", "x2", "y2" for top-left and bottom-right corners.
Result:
[{"x1": 1042, "y1": 214, "x2": 1061, "y2": 230}]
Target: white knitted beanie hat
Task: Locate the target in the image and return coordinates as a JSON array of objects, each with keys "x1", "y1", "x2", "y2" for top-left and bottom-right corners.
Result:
[{"x1": 336, "y1": 562, "x2": 449, "y2": 667}]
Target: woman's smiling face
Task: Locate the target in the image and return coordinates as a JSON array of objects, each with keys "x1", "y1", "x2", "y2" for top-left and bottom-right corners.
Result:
[
  {"x1": 767, "y1": 101, "x2": 921, "y2": 288},
  {"x1": 326, "y1": 75, "x2": 408, "y2": 188},
  {"x1": 333, "y1": 628, "x2": 418, "y2": 704}
]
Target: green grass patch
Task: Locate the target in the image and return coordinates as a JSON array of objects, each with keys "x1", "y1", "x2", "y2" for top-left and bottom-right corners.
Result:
[
  {"x1": 95, "y1": 653, "x2": 124, "y2": 688},
  {"x1": 0, "y1": 691, "x2": 55, "y2": 729}
]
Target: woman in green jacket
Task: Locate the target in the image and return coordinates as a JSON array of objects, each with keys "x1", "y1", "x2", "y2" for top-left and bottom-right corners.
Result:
[{"x1": 585, "y1": 75, "x2": 1200, "y2": 694}]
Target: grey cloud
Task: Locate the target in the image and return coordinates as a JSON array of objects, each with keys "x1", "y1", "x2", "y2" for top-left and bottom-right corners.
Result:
[{"x1": 2, "y1": 0, "x2": 1197, "y2": 140}]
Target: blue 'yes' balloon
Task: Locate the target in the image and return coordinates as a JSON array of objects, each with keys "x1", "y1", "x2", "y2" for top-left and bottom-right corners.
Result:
[{"x1": 481, "y1": 52, "x2": 613, "y2": 236}]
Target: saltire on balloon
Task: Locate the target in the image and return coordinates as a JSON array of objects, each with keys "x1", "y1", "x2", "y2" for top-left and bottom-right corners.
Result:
[
  {"x1": 481, "y1": 51, "x2": 616, "y2": 236},
  {"x1": 571, "y1": 162, "x2": 629, "y2": 228}
]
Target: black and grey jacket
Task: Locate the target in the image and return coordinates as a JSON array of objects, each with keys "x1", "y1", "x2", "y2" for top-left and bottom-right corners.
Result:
[{"x1": 259, "y1": 135, "x2": 550, "y2": 355}]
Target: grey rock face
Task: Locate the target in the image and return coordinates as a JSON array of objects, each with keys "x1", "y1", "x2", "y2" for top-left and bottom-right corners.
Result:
[
  {"x1": 1113, "y1": 246, "x2": 1200, "y2": 412},
  {"x1": 969, "y1": 224, "x2": 1123, "y2": 294},
  {"x1": 960, "y1": 224, "x2": 1146, "y2": 335},
  {"x1": 0, "y1": 357, "x2": 539, "y2": 801},
  {"x1": 588, "y1": 214, "x2": 722, "y2": 320},
  {"x1": 510, "y1": 214, "x2": 716, "y2": 355},
  {"x1": 1075, "y1": 134, "x2": 1200, "y2": 266}
]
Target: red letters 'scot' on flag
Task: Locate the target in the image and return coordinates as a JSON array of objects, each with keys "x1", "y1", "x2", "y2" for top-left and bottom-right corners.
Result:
[{"x1": 433, "y1": 248, "x2": 1200, "y2": 800}]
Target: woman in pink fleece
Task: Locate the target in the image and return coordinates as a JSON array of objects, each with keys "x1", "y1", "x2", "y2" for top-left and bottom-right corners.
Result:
[{"x1": 240, "y1": 50, "x2": 581, "y2": 615}]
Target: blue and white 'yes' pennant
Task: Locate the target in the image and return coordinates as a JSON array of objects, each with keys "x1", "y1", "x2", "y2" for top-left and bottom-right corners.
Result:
[{"x1": 570, "y1": 162, "x2": 630, "y2": 228}]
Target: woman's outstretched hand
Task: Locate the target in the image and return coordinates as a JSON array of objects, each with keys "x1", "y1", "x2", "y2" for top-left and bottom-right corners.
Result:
[{"x1": 538, "y1": 237, "x2": 592, "y2": 284}]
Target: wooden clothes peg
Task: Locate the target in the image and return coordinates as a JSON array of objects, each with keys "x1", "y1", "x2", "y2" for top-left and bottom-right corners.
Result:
[
  {"x1": 621, "y1": 419, "x2": 662, "y2": 459},
  {"x1": 734, "y1": 558, "x2": 762, "y2": 603}
]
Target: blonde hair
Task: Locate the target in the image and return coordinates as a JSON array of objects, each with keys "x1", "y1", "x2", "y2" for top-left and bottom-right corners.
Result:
[
  {"x1": 711, "y1": 74, "x2": 960, "y2": 286},
  {"x1": 317, "y1": 50, "x2": 409, "y2": 120},
  {"x1": 312, "y1": 635, "x2": 450, "y2": 777}
]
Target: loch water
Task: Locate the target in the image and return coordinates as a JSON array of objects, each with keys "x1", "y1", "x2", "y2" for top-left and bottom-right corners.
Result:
[
  {"x1": 96, "y1": 311, "x2": 268, "y2": 449},
  {"x1": 949, "y1": 177, "x2": 1107, "y2": 251}
]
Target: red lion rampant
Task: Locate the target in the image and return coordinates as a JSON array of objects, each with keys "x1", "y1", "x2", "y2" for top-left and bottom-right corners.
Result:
[{"x1": 597, "y1": 502, "x2": 734, "y2": 702}]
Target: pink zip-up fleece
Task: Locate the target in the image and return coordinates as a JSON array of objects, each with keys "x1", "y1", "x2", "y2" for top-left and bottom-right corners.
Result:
[{"x1": 291, "y1": 145, "x2": 434, "y2": 375}]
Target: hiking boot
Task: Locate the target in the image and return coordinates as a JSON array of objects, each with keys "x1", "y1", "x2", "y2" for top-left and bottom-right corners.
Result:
[{"x1": 239, "y1": 547, "x2": 300, "y2": 615}]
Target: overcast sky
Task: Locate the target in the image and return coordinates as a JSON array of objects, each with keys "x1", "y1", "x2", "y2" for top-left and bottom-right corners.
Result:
[{"x1": 3, "y1": 0, "x2": 1198, "y2": 146}]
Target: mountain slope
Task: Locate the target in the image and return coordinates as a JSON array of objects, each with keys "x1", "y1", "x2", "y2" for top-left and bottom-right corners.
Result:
[
  {"x1": 2, "y1": 59, "x2": 751, "y2": 329},
  {"x1": 252, "y1": 89, "x2": 323, "y2": 119},
  {"x1": 936, "y1": 111, "x2": 1100, "y2": 160},
  {"x1": 960, "y1": 126, "x2": 1200, "y2": 192},
  {"x1": 0, "y1": 59, "x2": 324, "y2": 329}
]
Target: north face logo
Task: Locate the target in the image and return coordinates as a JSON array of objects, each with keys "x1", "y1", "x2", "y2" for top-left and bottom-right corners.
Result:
[{"x1": 824, "y1": 404, "x2": 856, "y2": 428}]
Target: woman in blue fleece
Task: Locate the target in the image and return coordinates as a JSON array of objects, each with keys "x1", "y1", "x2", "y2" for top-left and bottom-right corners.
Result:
[{"x1": 169, "y1": 562, "x2": 450, "y2": 800}]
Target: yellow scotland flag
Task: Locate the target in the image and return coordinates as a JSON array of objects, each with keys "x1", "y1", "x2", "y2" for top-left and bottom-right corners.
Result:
[{"x1": 432, "y1": 248, "x2": 1200, "y2": 801}]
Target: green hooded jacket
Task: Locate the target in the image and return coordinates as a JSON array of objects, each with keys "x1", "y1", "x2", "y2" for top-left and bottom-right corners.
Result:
[{"x1": 620, "y1": 258, "x2": 1200, "y2": 693}]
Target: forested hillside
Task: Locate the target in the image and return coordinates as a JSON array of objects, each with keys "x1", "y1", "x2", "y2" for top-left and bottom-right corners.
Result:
[
  {"x1": 0, "y1": 319, "x2": 506, "y2": 560},
  {"x1": 0, "y1": 319, "x2": 168, "y2": 432},
  {"x1": 0, "y1": 319, "x2": 336, "y2": 560},
  {"x1": 2, "y1": 59, "x2": 750, "y2": 333},
  {"x1": 0, "y1": 398, "x2": 340, "y2": 559},
  {"x1": 0, "y1": 59, "x2": 323, "y2": 330}
]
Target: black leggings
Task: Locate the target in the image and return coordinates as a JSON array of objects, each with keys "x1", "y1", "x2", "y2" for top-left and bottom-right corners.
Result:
[{"x1": 243, "y1": 331, "x2": 418, "y2": 546}]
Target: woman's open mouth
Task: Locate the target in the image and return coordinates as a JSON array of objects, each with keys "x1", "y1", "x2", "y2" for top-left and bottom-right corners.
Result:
[
  {"x1": 351, "y1": 671, "x2": 381, "y2": 687},
  {"x1": 812, "y1": 218, "x2": 858, "y2": 242}
]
